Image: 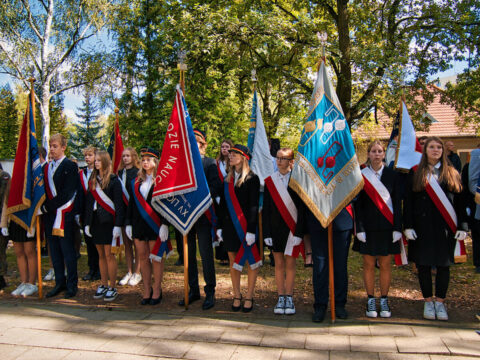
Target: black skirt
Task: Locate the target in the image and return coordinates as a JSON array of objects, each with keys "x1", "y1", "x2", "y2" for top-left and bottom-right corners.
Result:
[
  {"x1": 272, "y1": 235, "x2": 288, "y2": 253},
  {"x1": 9, "y1": 221, "x2": 33, "y2": 243},
  {"x1": 91, "y1": 215, "x2": 114, "y2": 245},
  {"x1": 352, "y1": 230, "x2": 399, "y2": 256}
]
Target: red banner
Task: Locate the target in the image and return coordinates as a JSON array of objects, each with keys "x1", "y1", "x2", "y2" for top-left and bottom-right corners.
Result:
[{"x1": 112, "y1": 118, "x2": 124, "y2": 174}]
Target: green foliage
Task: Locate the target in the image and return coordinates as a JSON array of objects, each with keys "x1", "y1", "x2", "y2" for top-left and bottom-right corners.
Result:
[{"x1": 0, "y1": 85, "x2": 19, "y2": 158}]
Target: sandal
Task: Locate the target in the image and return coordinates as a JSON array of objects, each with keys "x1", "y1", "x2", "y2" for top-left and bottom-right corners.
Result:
[
  {"x1": 304, "y1": 252, "x2": 313, "y2": 268},
  {"x1": 242, "y1": 298, "x2": 254, "y2": 313},
  {"x1": 232, "y1": 295, "x2": 242, "y2": 312}
]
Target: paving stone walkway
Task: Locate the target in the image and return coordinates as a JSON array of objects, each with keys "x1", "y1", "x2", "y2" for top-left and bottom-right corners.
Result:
[{"x1": 1, "y1": 302, "x2": 479, "y2": 359}]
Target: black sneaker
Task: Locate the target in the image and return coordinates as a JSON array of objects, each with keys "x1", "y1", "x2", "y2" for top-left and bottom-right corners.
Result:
[
  {"x1": 104, "y1": 287, "x2": 118, "y2": 302},
  {"x1": 93, "y1": 285, "x2": 108, "y2": 299}
]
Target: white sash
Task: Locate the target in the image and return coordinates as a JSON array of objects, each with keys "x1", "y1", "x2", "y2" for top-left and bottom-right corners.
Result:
[
  {"x1": 361, "y1": 167, "x2": 393, "y2": 215},
  {"x1": 80, "y1": 170, "x2": 89, "y2": 193},
  {"x1": 118, "y1": 172, "x2": 130, "y2": 202},
  {"x1": 52, "y1": 193, "x2": 76, "y2": 237},
  {"x1": 94, "y1": 183, "x2": 115, "y2": 213},
  {"x1": 426, "y1": 173, "x2": 457, "y2": 231}
]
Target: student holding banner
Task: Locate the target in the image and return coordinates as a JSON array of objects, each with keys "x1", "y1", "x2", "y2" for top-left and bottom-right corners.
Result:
[
  {"x1": 84, "y1": 151, "x2": 125, "y2": 301},
  {"x1": 117, "y1": 147, "x2": 141, "y2": 286},
  {"x1": 263, "y1": 148, "x2": 303, "y2": 315},
  {"x1": 126, "y1": 148, "x2": 169, "y2": 305},
  {"x1": 216, "y1": 144, "x2": 261, "y2": 313},
  {"x1": 404, "y1": 136, "x2": 467, "y2": 321},
  {"x1": 353, "y1": 141, "x2": 402, "y2": 318}
]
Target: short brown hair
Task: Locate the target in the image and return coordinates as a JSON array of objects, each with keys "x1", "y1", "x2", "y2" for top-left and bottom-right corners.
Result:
[
  {"x1": 83, "y1": 146, "x2": 97, "y2": 156},
  {"x1": 49, "y1": 133, "x2": 67, "y2": 147}
]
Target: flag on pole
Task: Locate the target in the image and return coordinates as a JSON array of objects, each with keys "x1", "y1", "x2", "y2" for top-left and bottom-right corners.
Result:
[
  {"x1": 289, "y1": 60, "x2": 363, "y2": 227},
  {"x1": 6, "y1": 91, "x2": 45, "y2": 231},
  {"x1": 108, "y1": 114, "x2": 124, "y2": 174},
  {"x1": 394, "y1": 101, "x2": 422, "y2": 171},
  {"x1": 248, "y1": 90, "x2": 274, "y2": 186},
  {"x1": 151, "y1": 85, "x2": 212, "y2": 235}
]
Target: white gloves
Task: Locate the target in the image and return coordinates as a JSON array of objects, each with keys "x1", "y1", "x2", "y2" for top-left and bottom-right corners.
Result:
[
  {"x1": 245, "y1": 232, "x2": 256, "y2": 246},
  {"x1": 84, "y1": 225, "x2": 92, "y2": 238},
  {"x1": 112, "y1": 226, "x2": 122, "y2": 240},
  {"x1": 292, "y1": 236, "x2": 303, "y2": 246},
  {"x1": 216, "y1": 229, "x2": 223, "y2": 242},
  {"x1": 392, "y1": 231, "x2": 402, "y2": 243},
  {"x1": 1, "y1": 228, "x2": 8, "y2": 237},
  {"x1": 125, "y1": 225, "x2": 133, "y2": 240},
  {"x1": 215, "y1": 196, "x2": 221, "y2": 205},
  {"x1": 75, "y1": 215, "x2": 81, "y2": 227},
  {"x1": 455, "y1": 230, "x2": 467, "y2": 241},
  {"x1": 356, "y1": 232, "x2": 366, "y2": 243},
  {"x1": 404, "y1": 229, "x2": 417, "y2": 240},
  {"x1": 264, "y1": 237, "x2": 272, "y2": 247},
  {"x1": 159, "y1": 224, "x2": 169, "y2": 242},
  {"x1": 26, "y1": 228, "x2": 35, "y2": 238}
]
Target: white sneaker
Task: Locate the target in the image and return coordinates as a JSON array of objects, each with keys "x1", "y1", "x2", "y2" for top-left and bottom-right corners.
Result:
[
  {"x1": 11, "y1": 283, "x2": 26, "y2": 296},
  {"x1": 44, "y1": 268, "x2": 55, "y2": 281},
  {"x1": 423, "y1": 301, "x2": 436, "y2": 320},
  {"x1": 434, "y1": 301, "x2": 448, "y2": 321},
  {"x1": 366, "y1": 297, "x2": 378, "y2": 318},
  {"x1": 284, "y1": 295, "x2": 296, "y2": 315},
  {"x1": 274, "y1": 296, "x2": 285, "y2": 314},
  {"x1": 119, "y1": 272, "x2": 132, "y2": 286},
  {"x1": 21, "y1": 283, "x2": 38, "y2": 297},
  {"x1": 379, "y1": 297, "x2": 391, "y2": 318},
  {"x1": 128, "y1": 272, "x2": 142, "y2": 286}
]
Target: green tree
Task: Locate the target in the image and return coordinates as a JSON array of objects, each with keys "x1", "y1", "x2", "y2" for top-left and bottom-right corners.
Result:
[{"x1": 0, "y1": 85, "x2": 19, "y2": 158}]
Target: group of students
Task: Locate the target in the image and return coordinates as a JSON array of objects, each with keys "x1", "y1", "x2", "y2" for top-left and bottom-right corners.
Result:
[{"x1": 0, "y1": 132, "x2": 477, "y2": 323}]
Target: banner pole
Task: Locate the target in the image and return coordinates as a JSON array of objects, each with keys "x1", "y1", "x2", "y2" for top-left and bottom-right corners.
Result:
[
  {"x1": 328, "y1": 223, "x2": 335, "y2": 323},
  {"x1": 36, "y1": 217, "x2": 42, "y2": 298},
  {"x1": 183, "y1": 234, "x2": 189, "y2": 309}
]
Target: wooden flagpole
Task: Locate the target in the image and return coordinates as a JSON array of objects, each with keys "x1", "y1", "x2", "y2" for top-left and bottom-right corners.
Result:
[
  {"x1": 114, "y1": 99, "x2": 123, "y2": 264},
  {"x1": 328, "y1": 223, "x2": 335, "y2": 323}
]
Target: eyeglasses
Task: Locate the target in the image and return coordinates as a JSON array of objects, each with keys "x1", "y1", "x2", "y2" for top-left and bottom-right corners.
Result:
[{"x1": 276, "y1": 157, "x2": 293, "y2": 161}]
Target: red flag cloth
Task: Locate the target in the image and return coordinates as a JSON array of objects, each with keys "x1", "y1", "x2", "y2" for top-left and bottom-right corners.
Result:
[{"x1": 112, "y1": 118, "x2": 124, "y2": 174}]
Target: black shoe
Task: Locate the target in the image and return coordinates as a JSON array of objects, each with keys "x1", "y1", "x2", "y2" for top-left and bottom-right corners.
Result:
[
  {"x1": 82, "y1": 271, "x2": 94, "y2": 281},
  {"x1": 232, "y1": 296, "x2": 242, "y2": 312},
  {"x1": 178, "y1": 292, "x2": 201, "y2": 306},
  {"x1": 174, "y1": 259, "x2": 184, "y2": 266},
  {"x1": 0, "y1": 276, "x2": 6, "y2": 291},
  {"x1": 141, "y1": 288, "x2": 153, "y2": 305},
  {"x1": 150, "y1": 290, "x2": 163, "y2": 305},
  {"x1": 242, "y1": 298, "x2": 254, "y2": 313},
  {"x1": 46, "y1": 284, "x2": 66, "y2": 298},
  {"x1": 64, "y1": 289, "x2": 77, "y2": 299},
  {"x1": 202, "y1": 294, "x2": 215, "y2": 310},
  {"x1": 312, "y1": 306, "x2": 326, "y2": 323},
  {"x1": 336, "y1": 306, "x2": 348, "y2": 319}
]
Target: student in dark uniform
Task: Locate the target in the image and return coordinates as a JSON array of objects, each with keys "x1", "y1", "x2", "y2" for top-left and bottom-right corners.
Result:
[
  {"x1": 84, "y1": 151, "x2": 125, "y2": 301},
  {"x1": 0, "y1": 168, "x2": 10, "y2": 291},
  {"x1": 217, "y1": 145, "x2": 261, "y2": 313},
  {"x1": 125, "y1": 147, "x2": 169, "y2": 305},
  {"x1": 117, "y1": 147, "x2": 141, "y2": 286},
  {"x1": 353, "y1": 140, "x2": 402, "y2": 318},
  {"x1": 76, "y1": 146, "x2": 100, "y2": 281},
  {"x1": 178, "y1": 129, "x2": 221, "y2": 310},
  {"x1": 41, "y1": 134, "x2": 79, "y2": 299},
  {"x1": 263, "y1": 147, "x2": 303, "y2": 315},
  {"x1": 404, "y1": 136, "x2": 467, "y2": 321}
]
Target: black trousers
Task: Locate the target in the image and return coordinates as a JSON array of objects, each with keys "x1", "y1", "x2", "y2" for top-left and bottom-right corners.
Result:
[
  {"x1": 84, "y1": 234, "x2": 99, "y2": 273},
  {"x1": 175, "y1": 228, "x2": 184, "y2": 260},
  {"x1": 308, "y1": 217, "x2": 352, "y2": 309},
  {"x1": 470, "y1": 218, "x2": 480, "y2": 267},
  {"x1": 417, "y1": 265, "x2": 450, "y2": 299},
  {"x1": 187, "y1": 222, "x2": 216, "y2": 296}
]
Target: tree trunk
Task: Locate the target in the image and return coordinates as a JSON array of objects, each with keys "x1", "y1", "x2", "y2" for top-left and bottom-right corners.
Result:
[{"x1": 40, "y1": 83, "x2": 51, "y2": 150}]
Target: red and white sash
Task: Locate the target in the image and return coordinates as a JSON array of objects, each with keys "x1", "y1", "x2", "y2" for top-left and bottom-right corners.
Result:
[
  {"x1": 425, "y1": 173, "x2": 457, "y2": 233},
  {"x1": 361, "y1": 167, "x2": 393, "y2": 225},
  {"x1": 264, "y1": 172, "x2": 304, "y2": 258},
  {"x1": 79, "y1": 170, "x2": 89, "y2": 194},
  {"x1": 91, "y1": 182, "x2": 123, "y2": 248},
  {"x1": 118, "y1": 171, "x2": 130, "y2": 206},
  {"x1": 394, "y1": 237, "x2": 409, "y2": 266}
]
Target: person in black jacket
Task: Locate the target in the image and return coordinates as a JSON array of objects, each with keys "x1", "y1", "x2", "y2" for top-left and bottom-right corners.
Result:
[
  {"x1": 353, "y1": 141, "x2": 402, "y2": 318},
  {"x1": 41, "y1": 134, "x2": 79, "y2": 299},
  {"x1": 125, "y1": 147, "x2": 169, "y2": 305},
  {"x1": 178, "y1": 130, "x2": 221, "y2": 309},
  {"x1": 84, "y1": 151, "x2": 125, "y2": 301},
  {"x1": 404, "y1": 136, "x2": 467, "y2": 321},
  {"x1": 117, "y1": 147, "x2": 141, "y2": 286},
  {"x1": 216, "y1": 144, "x2": 261, "y2": 313}
]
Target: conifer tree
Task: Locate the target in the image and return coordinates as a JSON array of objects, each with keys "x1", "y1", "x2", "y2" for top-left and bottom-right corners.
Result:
[{"x1": 0, "y1": 85, "x2": 19, "y2": 158}]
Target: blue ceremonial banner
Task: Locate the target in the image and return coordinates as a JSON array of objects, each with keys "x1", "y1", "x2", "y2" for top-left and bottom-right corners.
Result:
[
  {"x1": 7, "y1": 92, "x2": 45, "y2": 231},
  {"x1": 248, "y1": 90, "x2": 274, "y2": 187},
  {"x1": 151, "y1": 86, "x2": 212, "y2": 236},
  {"x1": 289, "y1": 60, "x2": 363, "y2": 227}
]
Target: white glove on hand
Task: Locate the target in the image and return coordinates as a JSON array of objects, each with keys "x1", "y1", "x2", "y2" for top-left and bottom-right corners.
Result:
[
  {"x1": 125, "y1": 225, "x2": 133, "y2": 240},
  {"x1": 1, "y1": 228, "x2": 8, "y2": 237},
  {"x1": 26, "y1": 228, "x2": 35, "y2": 238},
  {"x1": 112, "y1": 226, "x2": 122, "y2": 240},
  {"x1": 216, "y1": 229, "x2": 223, "y2": 242},
  {"x1": 292, "y1": 236, "x2": 303, "y2": 246},
  {"x1": 392, "y1": 231, "x2": 402, "y2": 243},
  {"x1": 84, "y1": 225, "x2": 92, "y2": 238},
  {"x1": 404, "y1": 229, "x2": 417, "y2": 240},
  {"x1": 264, "y1": 237, "x2": 273, "y2": 247},
  {"x1": 75, "y1": 215, "x2": 81, "y2": 227},
  {"x1": 159, "y1": 224, "x2": 169, "y2": 242},
  {"x1": 356, "y1": 232, "x2": 366, "y2": 243},
  {"x1": 215, "y1": 196, "x2": 221, "y2": 205},
  {"x1": 455, "y1": 230, "x2": 467, "y2": 241},
  {"x1": 245, "y1": 232, "x2": 256, "y2": 246}
]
